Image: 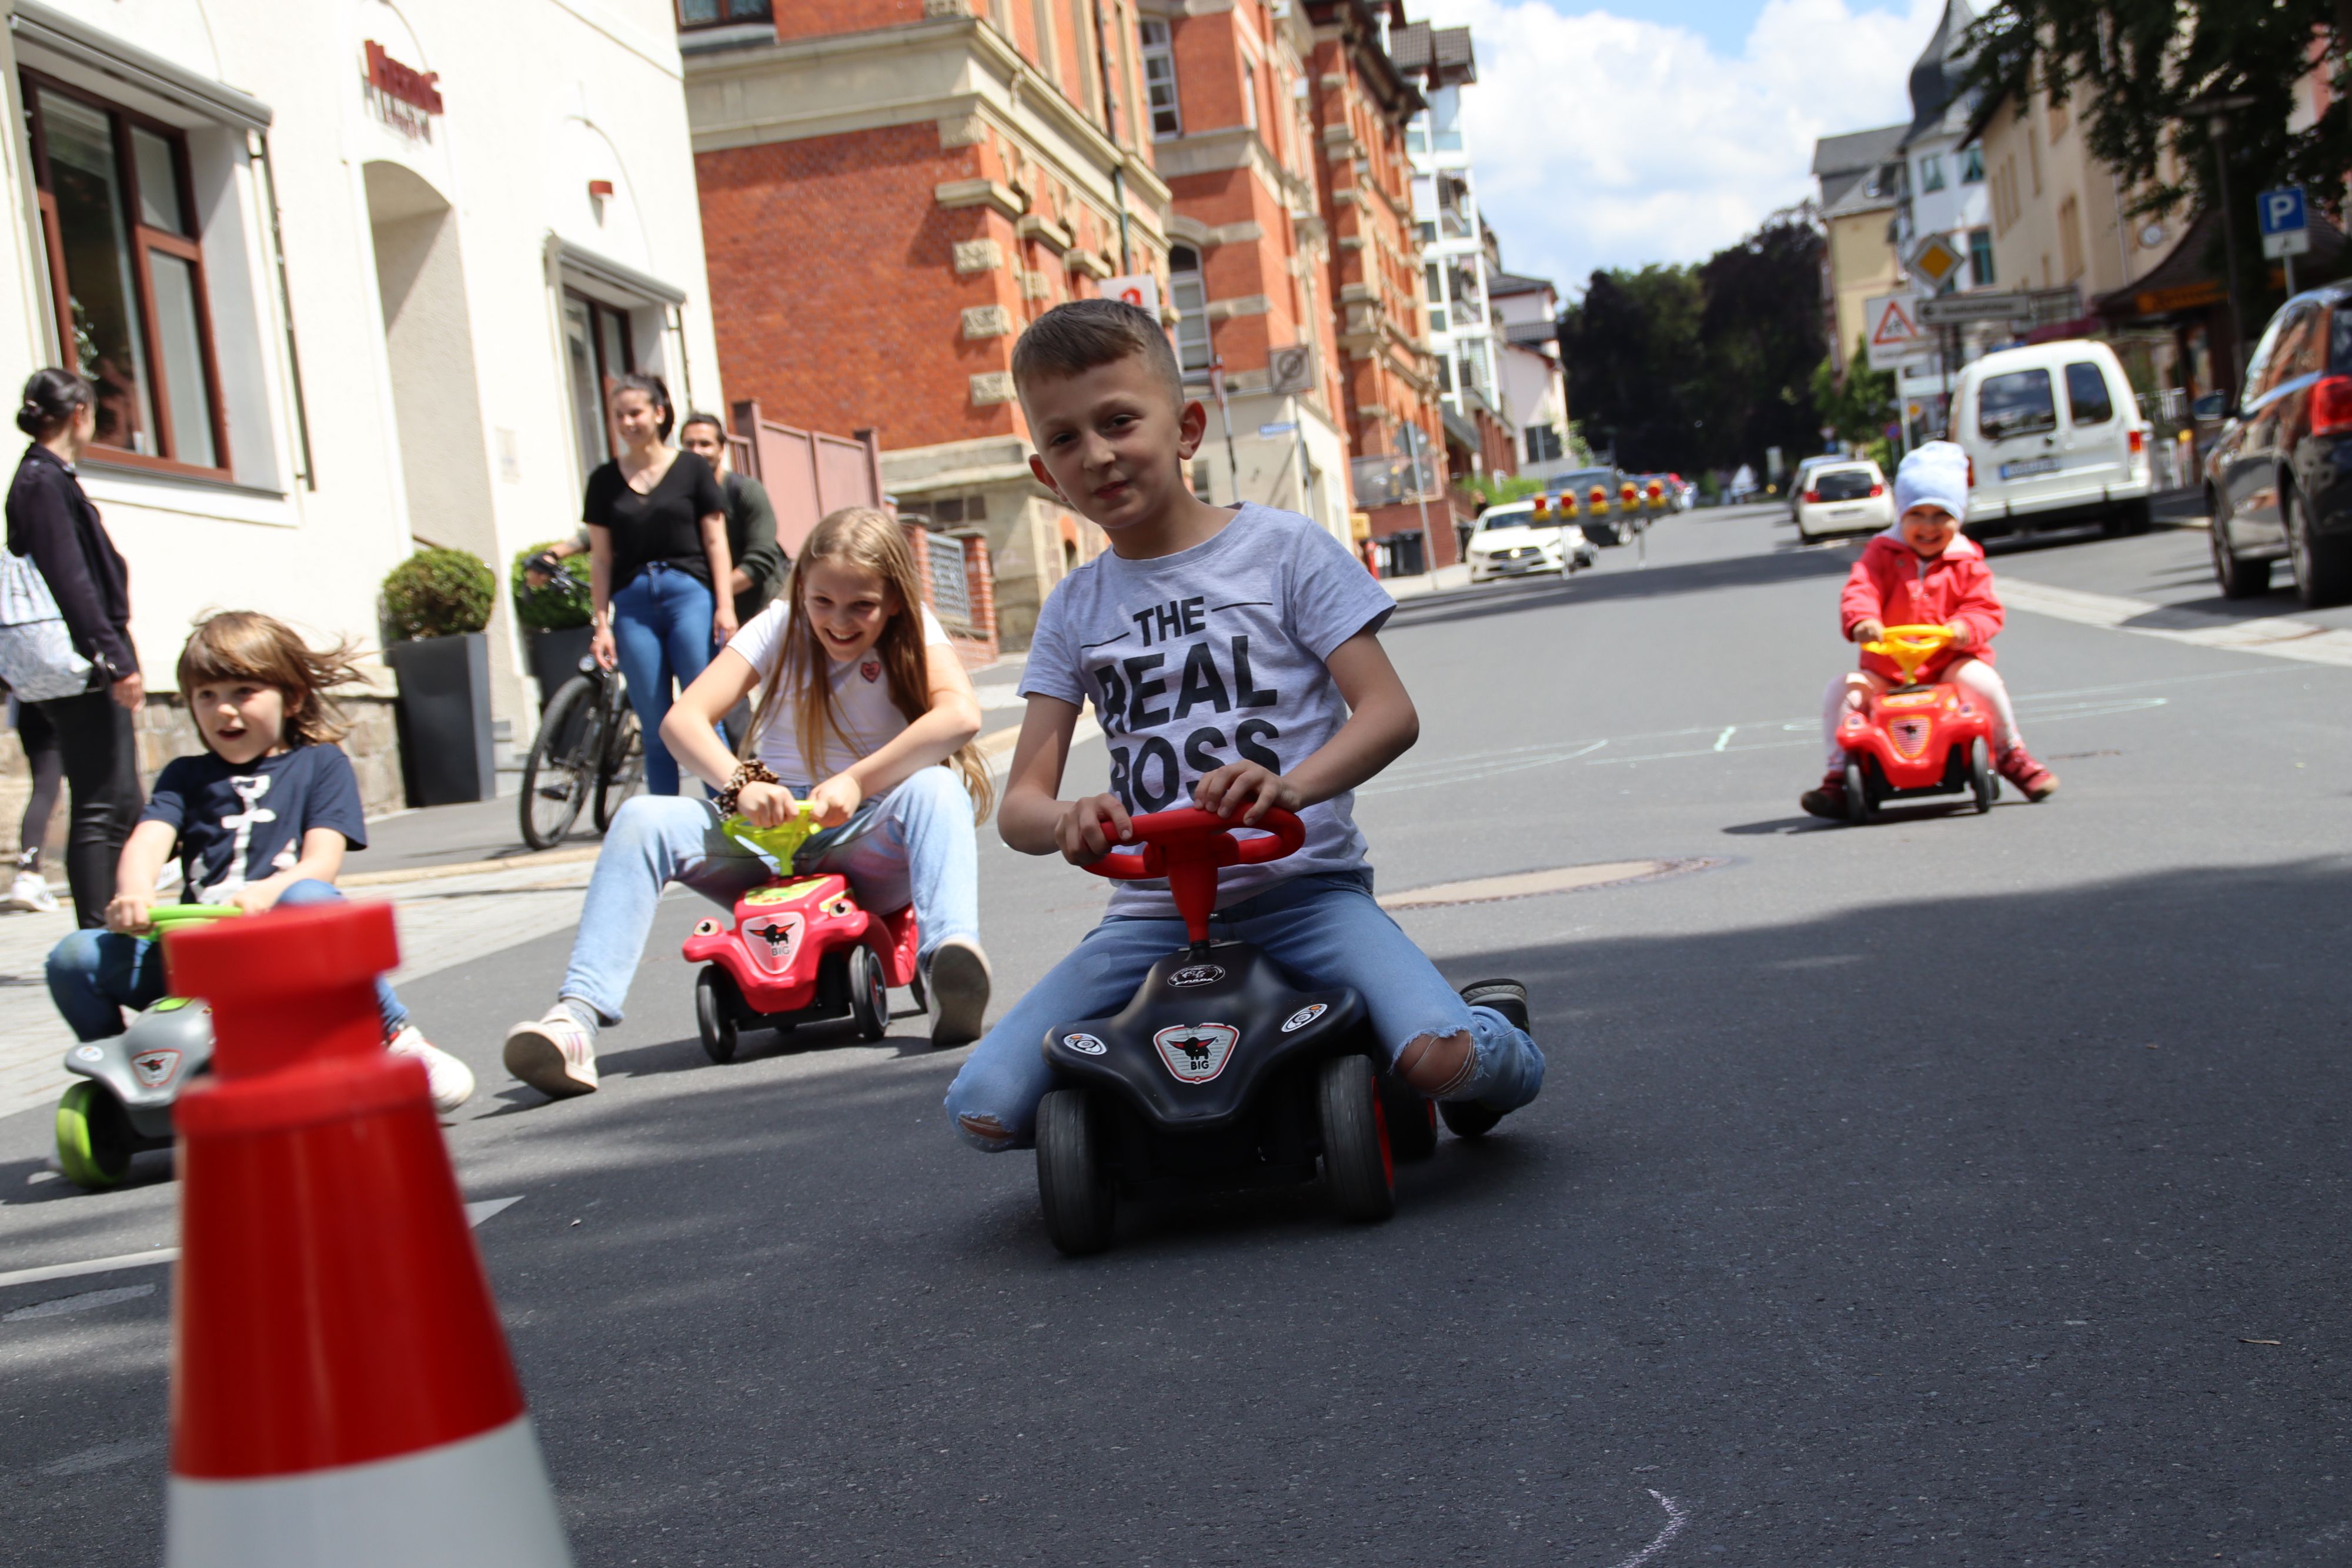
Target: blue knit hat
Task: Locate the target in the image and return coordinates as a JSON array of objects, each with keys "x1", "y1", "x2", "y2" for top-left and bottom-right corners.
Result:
[{"x1": 1893, "y1": 440, "x2": 1969, "y2": 520}]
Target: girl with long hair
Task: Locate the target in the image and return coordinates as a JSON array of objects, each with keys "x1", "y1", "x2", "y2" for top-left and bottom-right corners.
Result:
[{"x1": 504, "y1": 508, "x2": 994, "y2": 1097}]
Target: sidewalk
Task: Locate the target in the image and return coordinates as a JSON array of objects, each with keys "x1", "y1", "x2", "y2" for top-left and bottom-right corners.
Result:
[{"x1": 1383, "y1": 564, "x2": 1473, "y2": 601}]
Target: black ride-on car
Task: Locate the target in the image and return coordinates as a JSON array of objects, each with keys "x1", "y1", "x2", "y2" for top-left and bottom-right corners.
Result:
[{"x1": 2207, "y1": 280, "x2": 2352, "y2": 607}]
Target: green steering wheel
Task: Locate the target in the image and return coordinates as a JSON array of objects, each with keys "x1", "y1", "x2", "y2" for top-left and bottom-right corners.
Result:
[
  {"x1": 143, "y1": 903, "x2": 245, "y2": 936},
  {"x1": 721, "y1": 806, "x2": 823, "y2": 866}
]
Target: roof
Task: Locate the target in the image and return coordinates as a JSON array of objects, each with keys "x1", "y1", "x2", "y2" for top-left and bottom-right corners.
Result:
[
  {"x1": 1389, "y1": 21, "x2": 1476, "y2": 86},
  {"x1": 1486, "y1": 271, "x2": 1552, "y2": 298},
  {"x1": 1813, "y1": 123, "x2": 1907, "y2": 180},
  {"x1": 1441, "y1": 404, "x2": 1481, "y2": 452},
  {"x1": 1905, "y1": 0, "x2": 1976, "y2": 142}
]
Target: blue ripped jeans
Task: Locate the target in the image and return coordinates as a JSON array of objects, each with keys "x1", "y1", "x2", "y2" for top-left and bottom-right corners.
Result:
[
  {"x1": 611, "y1": 562, "x2": 719, "y2": 797},
  {"x1": 46, "y1": 878, "x2": 409, "y2": 1041},
  {"x1": 943, "y1": 871, "x2": 1544, "y2": 1150},
  {"x1": 556, "y1": 766, "x2": 982, "y2": 1024}
]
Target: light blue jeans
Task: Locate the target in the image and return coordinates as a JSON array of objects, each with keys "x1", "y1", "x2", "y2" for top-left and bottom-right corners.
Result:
[
  {"x1": 943, "y1": 870, "x2": 1544, "y2": 1151},
  {"x1": 46, "y1": 878, "x2": 409, "y2": 1041},
  {"x1": 557, "y1": 767, "x2": 983, "y2": 1023},
  {"x1": 611, "y1": 562, "x2": 718, "y2": 796}
]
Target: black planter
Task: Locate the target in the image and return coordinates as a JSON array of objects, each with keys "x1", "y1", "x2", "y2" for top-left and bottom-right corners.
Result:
[
  {"x1": 386, "y1": 632, "x2": 496, "y2": 807},
  {"x1": 526, "y1": 624, "x2": 596, "y2": 711}
]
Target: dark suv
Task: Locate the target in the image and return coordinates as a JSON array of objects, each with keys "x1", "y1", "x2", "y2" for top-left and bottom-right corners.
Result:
[{"x1": 2207, "y1": 281, "x2": 2352, "y2": 604}]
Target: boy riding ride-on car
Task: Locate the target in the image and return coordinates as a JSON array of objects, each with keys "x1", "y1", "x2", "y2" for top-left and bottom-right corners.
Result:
[
  {"x1": 1801, "y1": 442, "x2": 2059, "y2": 820},
  {"x1": 942, "y1": 299, "x2": 1545, "y2": 1159}
]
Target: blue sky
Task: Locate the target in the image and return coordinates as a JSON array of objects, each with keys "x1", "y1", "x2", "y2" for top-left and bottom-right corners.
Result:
[{"x1": 1413, "y1": 0, "x2": 1946, "y2": 298}]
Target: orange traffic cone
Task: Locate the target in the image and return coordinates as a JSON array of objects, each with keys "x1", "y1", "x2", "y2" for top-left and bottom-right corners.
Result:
[{"x1": 161, "y1": 900, "x2": 570, "y2": 1567}]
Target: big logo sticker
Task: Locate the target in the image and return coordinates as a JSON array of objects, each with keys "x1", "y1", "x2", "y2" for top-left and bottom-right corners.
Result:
[
  {"x1": 1152, "y1": 1022, "x2": 1239, "y2": 1084},
  {"x1": 130, "y1": 1049, "x2": 182, "y2": 1090},
  {"x1": 1889, "y1": 716, "x2": 1932, "y2": 759},
  {"x1": 1166, "y1": 964, "x2": 1225, "y2": 989},
  {"x1": 744, "y1": 912, "x2": 806, "y2": 975}
]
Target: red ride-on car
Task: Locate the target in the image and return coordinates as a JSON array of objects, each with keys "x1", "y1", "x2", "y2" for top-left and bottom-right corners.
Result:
[
  {"x1": 682, "y1": 816, "x2": 924, "y2": 1061},
  {"x1": 1834, "y1": 624, "x2": 1997, "y2": 826}
]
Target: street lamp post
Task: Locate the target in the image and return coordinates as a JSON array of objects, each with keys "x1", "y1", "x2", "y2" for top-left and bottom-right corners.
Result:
[{"x1": 2187, "y1": 93, "x2": 2257, "y2": 394}]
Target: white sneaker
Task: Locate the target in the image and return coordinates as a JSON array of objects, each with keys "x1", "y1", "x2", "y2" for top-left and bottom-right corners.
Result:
[
  {"x1": 2, "y1": 868, "x2": 55, "y2": 913},
  {"x1": 503, "y1": 1011, "x2": 600, "y2": 1099},
  {"x1": 387, "y1": 1025, "x2": 476, "y2": 1115},
  {"x1": 925, "y1": 937, "x2": 992, "y2": 1049}
]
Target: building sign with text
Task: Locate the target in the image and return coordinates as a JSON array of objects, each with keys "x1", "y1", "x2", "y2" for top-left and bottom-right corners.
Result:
[{"x1": 364, "y1": 41, "x2": 442, "y2": 142}]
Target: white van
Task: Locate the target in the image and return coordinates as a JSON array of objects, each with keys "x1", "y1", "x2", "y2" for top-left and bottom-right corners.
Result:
[{"x1": 1949, "y1": 339, "x2": 2153, "y2": 536}]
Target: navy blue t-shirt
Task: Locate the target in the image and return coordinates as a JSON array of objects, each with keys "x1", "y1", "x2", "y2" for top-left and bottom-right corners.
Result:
[{"x1": 141, "y1": 744, "x2": 367, "y2": 900}]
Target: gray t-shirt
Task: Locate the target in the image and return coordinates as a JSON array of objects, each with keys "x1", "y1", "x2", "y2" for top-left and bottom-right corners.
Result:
[{"x1": 1021, "y1": 503, "x2": 1395, "y2": 916}]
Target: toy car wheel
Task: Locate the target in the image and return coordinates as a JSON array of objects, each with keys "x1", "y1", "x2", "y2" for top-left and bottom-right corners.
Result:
[
  {"x1": 1378, "y1": 1072, "x2": 1438, "y2": 1162},
  {"x1": 1969, "y1": 738, "x2": 1995, "y2": 814},
  {"x1": 55, "y1": 1081, "x2": 133, "y2": 1190},
  {"x1": 1318, "y1": 1054, "x2": 1396, "y2": 1222},
  {"x1": 847, "y1": 944, "x2": 890, "y2": 1041},
  {"x1": 1843, "y1": 755, "x2": 1870, "y2": 827},
  {"x1": 696, "y1": 967, "x2": 740, "y2": 1064},
  {"x1": 1036, "y1": 1087, "x2": 1117, "y2": 1256}
]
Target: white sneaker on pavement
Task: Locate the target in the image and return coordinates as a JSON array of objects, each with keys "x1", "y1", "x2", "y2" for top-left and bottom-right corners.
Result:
[
  {"x1": 925, "y1": 937, "x2": 992, "y2": 1049},
  {"x1": 503, "y1": 1010, "x2": 600, "y2": 1099},
  {"x1": 2, "y1": 868, "x2": 55, "y2": 913},
  {"x1": 386, "y1": 1024, "x2": 476, "y2": 1115}
]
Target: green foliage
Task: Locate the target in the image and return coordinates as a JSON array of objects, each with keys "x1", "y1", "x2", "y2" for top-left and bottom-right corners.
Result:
[
  {"x1": 1812, "y1": 336, "x2": 1899, "y2": 449},
  {"x1": 509, "y1": 542, "x2": 593, "y2": 631},
  {"x1": 382, "y1": 547, "x2": 495, "y2": 641},
  {"x1": 1465, "y1": 473, "x2": 1545, "y2": 507}
]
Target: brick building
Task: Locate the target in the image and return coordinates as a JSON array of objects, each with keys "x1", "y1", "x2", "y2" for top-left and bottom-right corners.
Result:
[
  {"x1": 1303, "y1": 0, "x2": 1451, "y2": 570},
  {"x1": 679, "y1": 1, "x2": 1172, "y2": 646},
  {"x1": 1141, "y1": 0, "x2": 1351, "y2": 546}
]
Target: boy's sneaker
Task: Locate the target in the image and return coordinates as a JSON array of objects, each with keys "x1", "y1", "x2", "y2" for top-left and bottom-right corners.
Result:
[
  {"x1": 2, "y1": 868, "x2": 56, "y2": 913},
  {"x1": 387, "y1": 1025, "x2": 476, "y2": 1115},
  {"x1": 503, "y1": 1011, "x2": 600, "y2": 1099},
  {"x1": 1996, "y1": 747, "x2": 2060, "y2": 801},
  {"x1": 1798, "y1": 769, "x2": 1848, "y2": 819},
  {"x1": 1446, "y1": 979, "x2": 1531, "y2": 1139},
  {"x1": 926, "y1": 937, "x2": 993, "y2": 1049}
]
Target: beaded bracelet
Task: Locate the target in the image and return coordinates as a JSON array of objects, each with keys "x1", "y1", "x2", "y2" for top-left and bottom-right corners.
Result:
[{"x1": 713, "y1": 758, "x2": 779, "y2": 818}]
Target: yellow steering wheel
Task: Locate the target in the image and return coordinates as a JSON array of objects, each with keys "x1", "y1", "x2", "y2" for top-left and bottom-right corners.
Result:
[
  {"x1": 722, "y1": 805, "x2": 823, "y2": 865},
  {"x1": 1860, "y1": 623, "x2": 1956, "y2": 684}
]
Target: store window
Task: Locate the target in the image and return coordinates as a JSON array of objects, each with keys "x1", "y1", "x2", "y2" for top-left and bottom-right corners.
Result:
[
  {"x1": 562, "y1": 293, "x2": 634, "y2": 480},
  {"x1": 1169, "y1": 246, "x2": 1210, "y2": 373},
  {"x1": 674, "y1": 0, "x2": 771, "y2": 24},
  {"x1": 1139, "y1": 21, "x2": 1181, "y2": 139},
  {"x1": 25, "y1": 75, "x2": 225, "y2": 473}
]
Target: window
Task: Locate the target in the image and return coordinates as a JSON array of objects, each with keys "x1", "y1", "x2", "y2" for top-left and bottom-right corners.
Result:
[
  {"x1": 562, "y1": 292, "x2": 634, "y2": 479},
  {"x1": 1139, "y1": 20, "x2": 1181, "y2": 138},
  {"x1": 1960, "y1": 145, "x2": 1985, "y2": 183},
  {"x1": 25, "y1": 77, "x2": 226, "y2": 473},
  {"x1": 1428, "y1": 86, "x2": 1462, "y2": 152},
  {"x1": 1979, "y1": 368, "x2": 2056, "y2": 440},
  {"x1": 2063, "y1": 362, "x2": 2114, "y2": 426},
  {"x1": 2048, "y1": 95, "x2": 2069, "y2": 140},
  {"x1": 1919, "y1": 153, "x2": 1946, "y2": 192},
  {"x1": 2027, "y1": 122, "x2": 2042, "y2": 196},
  {"x1": 1169, "y1": 246, "x2": 1209, "y2": 373},
  {"x1": 1242, "y1": 60, "x2": 1258, "y2": 131},
  {"x1": 1968, "y1": 227, "x2": 1996, "y2": 286},
  {"x1": 2057, "y1": 193, "x2": 2083, "y2": 281},
  {"x1": 1525, "y1": 424, "x2": 1564, "y2": 464},
  {"x1": 1425, "y1": 262, "x2": 1443, "y2": 306},
  {"x1": 674, "y1": 0, "x2": 771, "y2": 24},
  {"x1": 921, "y1": 492, "x2": 990, "y2": 524}
]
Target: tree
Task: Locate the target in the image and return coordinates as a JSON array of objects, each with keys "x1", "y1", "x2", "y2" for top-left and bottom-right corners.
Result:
[
  {"x1": 1697, "y1": 219, "x2": 1828, "y2": 470},
  {"x1": 1558, "y1": 264, "x2": 1703, "y2": 471},
  {"x1": 1813, "y1": 335, "x2": 1897, "y2": 451}
]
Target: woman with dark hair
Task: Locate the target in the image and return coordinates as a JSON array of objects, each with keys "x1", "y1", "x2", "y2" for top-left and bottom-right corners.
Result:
[
  {"x1": 5, "y1": 369, "x2": 143, "y2": 927},
  {"x1": 582, "y1": 373, "x2": 734, "y2": 796}
]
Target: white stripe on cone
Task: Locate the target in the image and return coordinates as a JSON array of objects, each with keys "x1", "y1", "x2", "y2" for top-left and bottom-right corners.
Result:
[{"x1": 166, "y1": 1415, "x2": 570, "y2": 1568}]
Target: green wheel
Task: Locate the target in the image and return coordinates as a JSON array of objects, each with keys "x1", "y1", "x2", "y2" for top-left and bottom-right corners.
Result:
[{"x1": 55, "y1": 1081, "x2": 133, "y2": 1190}]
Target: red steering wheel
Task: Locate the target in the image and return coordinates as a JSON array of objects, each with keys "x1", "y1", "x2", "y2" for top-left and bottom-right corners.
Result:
[{"x1": 1084, "y1": 807, "x2": 1306, "y2": 941}]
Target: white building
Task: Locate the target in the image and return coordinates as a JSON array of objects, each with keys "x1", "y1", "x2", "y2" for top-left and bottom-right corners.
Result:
[
  {"x1": 0, "y1": 0, "x2": 721, "y2": 807},
  {"x1": 1486, "y1": 269, "x2": 1575, "y2": 486},
  {"x1": 1393, "y1": 22, "x2": 1508, "y2": 447},
  {"x1": 1890, "y1": 0, "x2": 1996, "y2": 429}
]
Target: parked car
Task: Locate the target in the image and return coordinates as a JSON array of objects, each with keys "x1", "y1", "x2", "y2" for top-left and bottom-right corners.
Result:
[
  {"x1": 1949, "y1": 339, "x2": 2153, "y2": 538},
  {"x1": 1550, "y1": 464, "x2": 1628, "y2": 544},
  {"x1": 2205, "y1": 283, "x2": 2352, "y2": 606},
  {"x1": 1793, "y1": 459, "x2": 1892, "y2": 543},
  {"x1": 1788, "y1": 454, "x2": 1843, "y2": 521},
  {"x1": 1666, "y1": 473, "x2": 1696, "y2": 510},
  {"x1": 1466, "y1": 500, "x2": 1596, "y2": 584}
]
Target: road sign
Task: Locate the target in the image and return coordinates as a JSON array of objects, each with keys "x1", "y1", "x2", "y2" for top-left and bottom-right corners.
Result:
[
  {"x1": 1101, "y1": 273, "x2": 1162, "y2": 319},
  {"x1": 1917, "y1": 290, "x2": 2030, "y2": 325},
  {"x1": 1267, "y1": 343, "x2": 1317, "y2": 396},
  {"x1": 1865, "y1": 293, "x2": 1928, "y2": 370},
  {"x1": 1906, "y1": 233, "x2": 1967, "y2": 291},
  {"x1": 1257, "y1": 422, "x2": 1297, "y2": 437},
  {"x1": 2259, "y1": 186, "x2": 2311, "y2": 260}
]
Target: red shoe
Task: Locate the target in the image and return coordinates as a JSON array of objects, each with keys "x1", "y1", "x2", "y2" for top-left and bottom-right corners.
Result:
[
  {"x1": 1799, "y1": 768, "x2": 1848, "y2": 818},
  {"x1": 1997, "y1": 747, "x2": 2059, "y2": 801}
]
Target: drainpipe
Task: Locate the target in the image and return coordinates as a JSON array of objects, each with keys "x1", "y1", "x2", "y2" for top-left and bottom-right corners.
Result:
[
  {"x1": 252, "y1": 131, "x2": 315, "y2": 490},
  {"x1": 1091, "y1": 0, "x2": 1134, "y2": 272}
]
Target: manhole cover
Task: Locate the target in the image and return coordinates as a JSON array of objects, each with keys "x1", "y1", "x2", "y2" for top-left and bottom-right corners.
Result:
[{"x1": 1378, "y1": 857, "x2": 1724, "y2": 911}]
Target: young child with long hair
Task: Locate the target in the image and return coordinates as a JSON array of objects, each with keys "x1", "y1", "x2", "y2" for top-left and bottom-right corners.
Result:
[
  {"x1": 44, "y1": 611, "x2": 475, "y2": 1112},
  {"x1": 502, "y1": 506, "x2": 995, "y2": 1098}
]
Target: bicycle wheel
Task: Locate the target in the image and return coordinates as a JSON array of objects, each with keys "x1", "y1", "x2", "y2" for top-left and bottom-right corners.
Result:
[
  {"x1": 593, "y1": 677, "x2": 644, "y2": 832},
  {"x1": 518, "y1": 676, "x2": 596, "y2": 850}
]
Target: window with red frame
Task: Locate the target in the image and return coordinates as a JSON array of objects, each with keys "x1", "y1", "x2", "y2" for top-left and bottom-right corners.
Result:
[{"x1": 24, "y1": 73, "x2": 228, "y2": 474}]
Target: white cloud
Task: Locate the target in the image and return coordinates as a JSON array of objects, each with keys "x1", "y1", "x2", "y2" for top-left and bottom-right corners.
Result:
[{"x1": 1415, "y1": 0, "x2": 1943, "y2": 296}]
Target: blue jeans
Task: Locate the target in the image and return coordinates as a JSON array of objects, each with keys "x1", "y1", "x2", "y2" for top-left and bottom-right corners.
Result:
[
  {"x1": 45, "y1": 879, "x2": 409, "y2": 1041},
  {"x1": 557, "y1": 766, "x2": 983, "y2": 1023},
  {"x1": 611, "y1": 563, "x2": 718, "y2": 796},
  {"x1": 943, "y1": 871, "x2": 1544, "y2": 1151}
]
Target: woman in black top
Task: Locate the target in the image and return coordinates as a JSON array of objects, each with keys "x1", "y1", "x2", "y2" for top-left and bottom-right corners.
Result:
[
  {"x1": 5, "y1": 369, "x2": 143, "y2": 927},
  {"x1": 583, "y1": 374, "x2": 733, "y2": 796}
]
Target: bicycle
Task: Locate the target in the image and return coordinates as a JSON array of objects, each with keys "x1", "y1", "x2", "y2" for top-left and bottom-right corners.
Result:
[{"x1": 516, "y1": 551, "x2": 643, "y2": 850}]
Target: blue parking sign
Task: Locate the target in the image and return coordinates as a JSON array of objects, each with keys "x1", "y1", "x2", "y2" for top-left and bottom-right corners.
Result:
[{"x1": 2260, "y1": 187, "x2": 2311, "y2": 261}]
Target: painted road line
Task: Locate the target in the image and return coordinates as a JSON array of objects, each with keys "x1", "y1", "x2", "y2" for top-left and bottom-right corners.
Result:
[
  {"x1": 0, "y1": 1196, "x2": 524, "y2": 1294},
  {"x1": 1608, "y1": 1489, "x2": 1690, "y2": 1568},
  {"x1": 2002, "y1": 577, "x2": 2352, "y2": 667}
]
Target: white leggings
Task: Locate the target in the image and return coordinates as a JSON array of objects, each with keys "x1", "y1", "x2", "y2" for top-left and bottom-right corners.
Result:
[{"x1": 1822, "y1": 657, "x2": 2022, "y2": 769}]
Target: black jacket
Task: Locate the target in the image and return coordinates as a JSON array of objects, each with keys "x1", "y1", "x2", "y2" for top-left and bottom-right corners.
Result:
[{"x1": 6, "y1": 444, "x2": 135, "y2": 678}]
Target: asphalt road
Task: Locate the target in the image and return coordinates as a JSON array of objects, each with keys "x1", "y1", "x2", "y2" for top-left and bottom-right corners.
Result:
[{"x1": 5, "y1": 503, "x2": 2350, "y2": 1566}]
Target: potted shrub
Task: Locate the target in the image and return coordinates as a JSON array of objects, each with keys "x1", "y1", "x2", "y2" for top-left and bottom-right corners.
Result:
[
  {"x1": 382, "y1": 546, "x2": 497, "y2": 807},
  {"x1": 510, "y1": 542, "x2": 595, "y2": 710}
]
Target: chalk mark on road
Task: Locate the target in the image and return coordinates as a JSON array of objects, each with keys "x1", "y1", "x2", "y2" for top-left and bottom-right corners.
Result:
[{"x1": 1607, "y1": 1489, "x2": 1689, "y2": 1568}]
